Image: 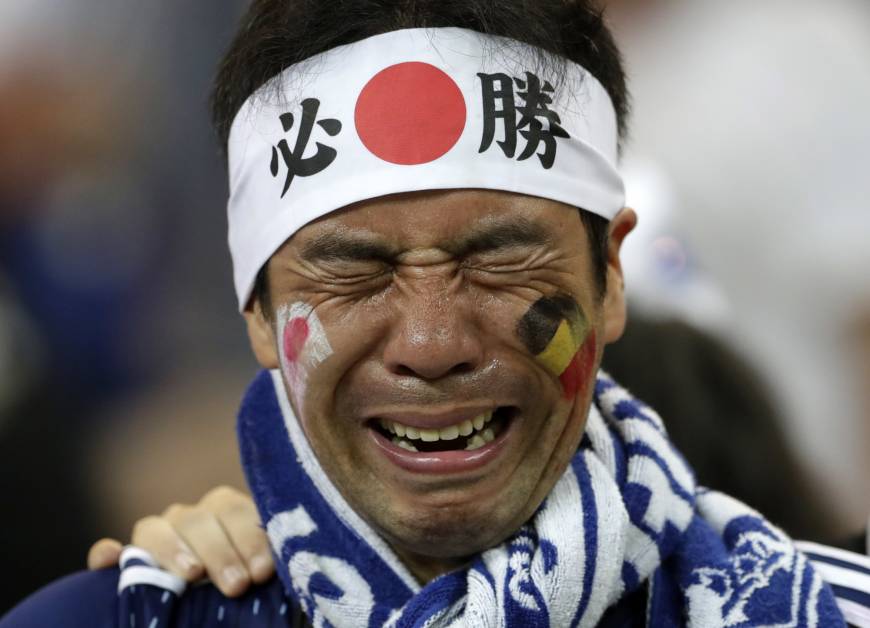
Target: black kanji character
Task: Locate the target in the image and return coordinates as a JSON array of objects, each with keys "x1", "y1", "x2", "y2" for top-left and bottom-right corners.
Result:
[
  {"x1": 270, "y1": 98, "x2": 342, "y2": 197},
  {"x1": 478, "y1": 71, "x2": 569, "y2": 169},
  {"x1": 478, "y1": 72, "x2": 518, "y2": 158},
  {"x1": 514, "y1": 72, "x2": 569, "y2": 169}
]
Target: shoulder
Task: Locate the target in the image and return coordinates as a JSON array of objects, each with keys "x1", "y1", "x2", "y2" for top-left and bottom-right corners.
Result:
[
  {"x1": 166, "y1": 577, "x2": 298, "y2": 627},
  {"x1": 116, "y1": 547, "x2": 299, "y2": 628},
  {"x1": 796, "y1": 541, "x2": 870, "y2": 628},
  {"x1": 0, "y1": 568, "x2": 119, "y2": 628},
  {"x1": 1, "y1": 547, "x2": 303, "y2": 628}
]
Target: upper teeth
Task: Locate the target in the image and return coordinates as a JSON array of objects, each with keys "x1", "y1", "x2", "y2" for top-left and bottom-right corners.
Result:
[{"x1": 379, "y1": 411, "x2": 494, "y2": 442}]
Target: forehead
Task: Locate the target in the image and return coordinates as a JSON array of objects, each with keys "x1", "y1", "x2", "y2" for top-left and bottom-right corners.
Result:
[{"x1": 289, "y1": 189, "x2": 580, "y2": 251}]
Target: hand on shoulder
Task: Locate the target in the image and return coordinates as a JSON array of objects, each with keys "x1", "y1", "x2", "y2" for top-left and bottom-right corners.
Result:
[{"x1": 87, "y1": 485, "x2": 274, "y2": 597}]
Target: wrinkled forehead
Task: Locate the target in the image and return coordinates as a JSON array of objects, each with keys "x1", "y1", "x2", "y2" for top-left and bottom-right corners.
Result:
[{"x1": 289, "y1": 189, "x2": 578, "y2": 250}]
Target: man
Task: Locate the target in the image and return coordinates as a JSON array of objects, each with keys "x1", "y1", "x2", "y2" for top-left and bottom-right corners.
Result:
[{"x1": 3, "y1": 1, "x2": 868, "y2": 626}]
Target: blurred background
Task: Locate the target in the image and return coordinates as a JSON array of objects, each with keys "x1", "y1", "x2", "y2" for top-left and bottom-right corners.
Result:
[{"x1": 1, "y1": 0, "x2": 868, "y2": 613}]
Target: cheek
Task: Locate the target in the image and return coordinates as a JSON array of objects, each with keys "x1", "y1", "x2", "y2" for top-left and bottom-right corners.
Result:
[
  {"x1": 283, "y1": 317, "x2": 310, "y2": 363},
  {"x1": 277, "y1": 303, "x2": 334, "y2": 411},
  {"x1": 556, "y1": 330, "x2": 596, "y2": 400},
  {"x1": 516, "y1": 294, "x2": 596, "y2": 399}
]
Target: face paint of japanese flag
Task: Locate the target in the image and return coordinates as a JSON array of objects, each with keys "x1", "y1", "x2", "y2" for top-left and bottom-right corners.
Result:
[
  {"x1": 228, "y1": 27, "x2": 625, "y2": 311},
  {"x1": 277, "y1": 302, "x2": 333, "y2": 414}
]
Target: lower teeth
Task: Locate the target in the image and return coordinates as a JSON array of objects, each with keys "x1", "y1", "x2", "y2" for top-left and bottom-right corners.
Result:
[
  {"x1": 393, "y1": 438, "x2": 419, "y2": 452},
  {"x1": 391, "y1": 425, "x2": 498, "y2": 452}
]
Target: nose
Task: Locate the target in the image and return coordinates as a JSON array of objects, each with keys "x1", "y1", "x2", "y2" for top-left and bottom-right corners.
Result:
[{"x1": 382, "y1": 290, "x2": 485, "y2": 380}]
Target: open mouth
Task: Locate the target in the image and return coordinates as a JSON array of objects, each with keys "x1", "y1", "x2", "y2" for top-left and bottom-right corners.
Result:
[{"x1": 371, "y1": 407, "x2": 515, "y2": 453}]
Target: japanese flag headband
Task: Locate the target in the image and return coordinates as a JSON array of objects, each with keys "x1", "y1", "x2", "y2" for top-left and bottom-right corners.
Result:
[{"x1": 228, "y1": 27, "x2": 625, "y2": 310}]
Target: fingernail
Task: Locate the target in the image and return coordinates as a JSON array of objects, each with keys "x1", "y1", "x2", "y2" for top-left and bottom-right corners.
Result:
[
  {"x1": 249, "y1": 553, "x2": 272, "y2": 579},
  {"x1": 176, "y1": 553, "x2": 201, "y2": 576},
  {"x1": 222, "y1": 566, "x2": 248, "y2": 591}
]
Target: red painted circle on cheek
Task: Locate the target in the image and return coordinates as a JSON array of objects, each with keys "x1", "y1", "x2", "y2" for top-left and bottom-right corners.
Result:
[
  {"x1": 283, "y1": 317, "x2": 310, "y2": 363},
  {"x1": 355, "y1": 62, "x2": 466, "y2": 165}
]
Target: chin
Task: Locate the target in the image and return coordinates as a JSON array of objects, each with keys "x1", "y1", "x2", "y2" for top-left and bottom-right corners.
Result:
[
  {"x1": 388, "y1": 514, "x2": 509, "y2": 561},
  {"x1": 376, "y1": 487, "x2": 537, "y2": 560}
]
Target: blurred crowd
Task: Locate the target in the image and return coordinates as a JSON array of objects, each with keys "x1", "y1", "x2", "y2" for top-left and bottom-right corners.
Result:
[{"x1": 1, "y1": 0, "x2": 868, "y2": 613}]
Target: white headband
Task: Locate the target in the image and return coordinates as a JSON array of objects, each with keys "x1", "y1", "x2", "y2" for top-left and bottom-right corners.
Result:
[{"x1": 228, "y1": 27, "x2": 625, "y2": 309}]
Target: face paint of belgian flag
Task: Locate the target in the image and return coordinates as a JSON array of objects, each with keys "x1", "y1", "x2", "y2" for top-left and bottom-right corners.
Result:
[{"x1": 517, "y1": 294, "x2": 597, "y2": 399}]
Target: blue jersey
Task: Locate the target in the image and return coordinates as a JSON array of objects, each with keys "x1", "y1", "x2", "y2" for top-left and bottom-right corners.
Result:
[
  {"x1": 0, "y1": 569, "x2": 301, "y2": 628},
  {"x1": 13, "y1": 542, "x2": 870, "y2": 628},
  {"x1": 796, "y1": 541, "x2": 870, "y2": 628},
  {"x1": 0, "y1": 548, "x2": 304, "y2": 628},
  {"x1": 7, "y1": 542, "x2": 868, "y2": 627},
  {"x1": 0, "y1": 546, "x2": 649, "y2": 627}
]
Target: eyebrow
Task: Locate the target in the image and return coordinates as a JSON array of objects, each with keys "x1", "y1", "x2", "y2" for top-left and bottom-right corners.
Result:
[
  {"x1": 300, "y1": 215, "x2": 553, "y2": 263},
  {"x1": 301, "y1": 232, "x2": 397, "y2": 263},
  {"x1": 449, "y1": 216, "x2": 554, "y2": 257}
]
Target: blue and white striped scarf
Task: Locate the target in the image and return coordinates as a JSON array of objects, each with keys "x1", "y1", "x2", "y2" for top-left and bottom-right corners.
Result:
[{"x1": 238, "y1": 369, "x2": 845, "y2": 627}]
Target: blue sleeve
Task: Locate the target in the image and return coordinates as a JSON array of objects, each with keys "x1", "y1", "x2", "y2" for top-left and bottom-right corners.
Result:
[
  {"x1": 0, "y1": 568, "x2": 119, "y2": 628},
  {"x1": 1, "y1": 560, "x2": 299, "y2": 628}
]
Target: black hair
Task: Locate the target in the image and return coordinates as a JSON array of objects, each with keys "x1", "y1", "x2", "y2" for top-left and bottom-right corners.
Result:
[{"x1": 217, "y1": 0, "x2": 627, "y2": 310}]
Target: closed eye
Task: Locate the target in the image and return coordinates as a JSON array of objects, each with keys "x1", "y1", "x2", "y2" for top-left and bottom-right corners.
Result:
[{"x1": 463, "y1": 245, "x2": 554, "y2": 274}]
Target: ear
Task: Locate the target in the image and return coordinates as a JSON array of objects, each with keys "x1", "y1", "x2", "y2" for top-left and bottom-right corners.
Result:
[
  {"x1": 243, "y1": 297, "x2": 280, "y2": 369},
  {"x1": 602, "y1": 207, "x2": 637, "y2": 344}
]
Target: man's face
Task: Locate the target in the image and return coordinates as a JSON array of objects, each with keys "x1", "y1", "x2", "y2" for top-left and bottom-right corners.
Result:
[{"x1": 246, "y1": 189, "x2": 629, "y2": 578}]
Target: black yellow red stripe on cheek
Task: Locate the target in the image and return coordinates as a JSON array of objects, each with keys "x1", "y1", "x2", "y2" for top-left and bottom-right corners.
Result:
[{"x1": 516, "y1": 294, "x2": 597, "y2": 399}]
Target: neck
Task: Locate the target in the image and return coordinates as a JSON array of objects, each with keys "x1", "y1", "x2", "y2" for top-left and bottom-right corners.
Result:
[{"x1": 393, "y1": 547, "x2": 471, "y2": 584}]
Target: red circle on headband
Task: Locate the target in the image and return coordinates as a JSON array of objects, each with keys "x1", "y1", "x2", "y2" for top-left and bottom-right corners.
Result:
[{"x1": 355, "y1": 62, "x2": 466, "y2": 165}]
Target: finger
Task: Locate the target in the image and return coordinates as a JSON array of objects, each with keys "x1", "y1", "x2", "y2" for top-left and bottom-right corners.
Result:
[
  {"x1": 200, "y1": 486, "x2": 274, "y2": 583},
  {"x1": 215, "y1": 502, "x2": 274, "y2": 583},
  {"x1": 166, "y1": 506, "x2": 252, "y2": 597},
  {"x1": 87, "y1": 538, "x2": 123, "y2": 570},
  {"x1": 131, "y1": 515, "x2": 204, "y2": 581}
]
